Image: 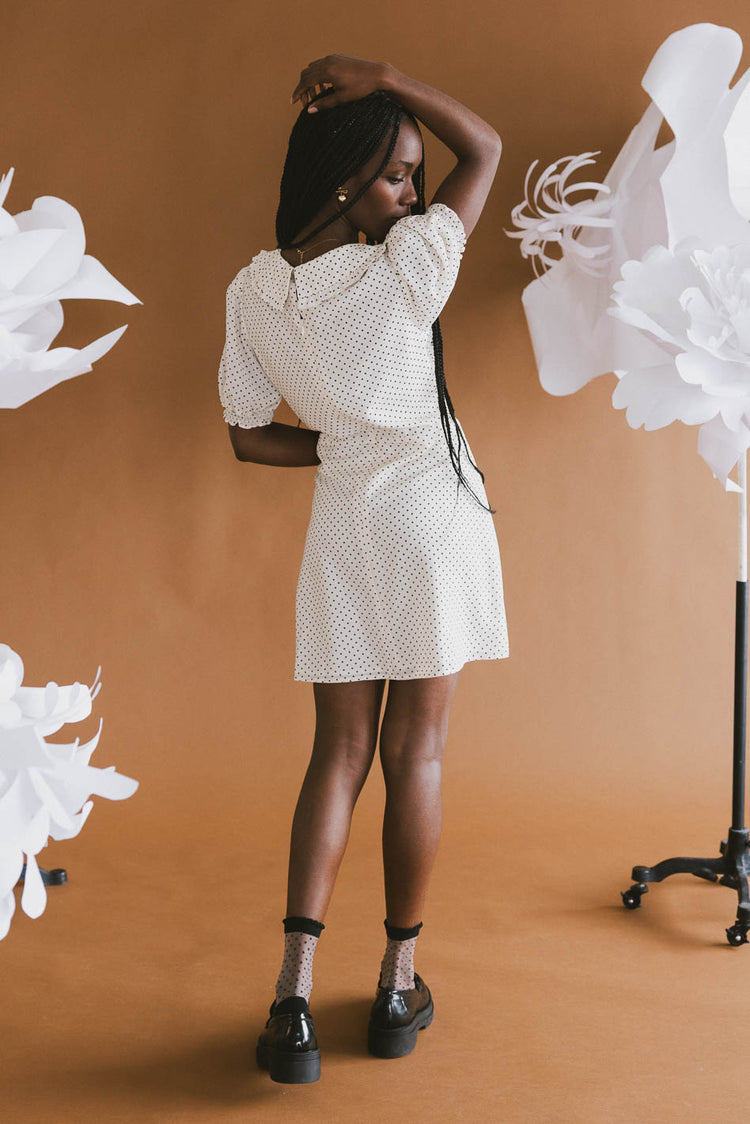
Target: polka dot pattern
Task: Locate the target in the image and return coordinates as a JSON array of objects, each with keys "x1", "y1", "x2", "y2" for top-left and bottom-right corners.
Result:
[
  {"x1": 379, "y1": 934, "x2": 419, "y2": 991},
  {"x1": 218, "y1": 202, "x2": 510, "y2": 682},
  {"x1": 274, "y1": 931, "x2": 319, "y2": 1004}
]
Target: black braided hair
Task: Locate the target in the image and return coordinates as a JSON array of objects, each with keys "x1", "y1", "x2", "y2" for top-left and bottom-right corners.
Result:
[{"x1": 276, "y1": 89, "x2": 495, "y2": 514}]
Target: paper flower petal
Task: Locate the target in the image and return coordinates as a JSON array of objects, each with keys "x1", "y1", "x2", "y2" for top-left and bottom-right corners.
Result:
[
  {"x1": 52, "y1": 254, "x2": 140, "y2": 306},
  {"x1": 612, "y1": 363, "x2": 721, "y2": 429},
  {"x1": 50, "y1": 799, "x2": 93, "y2": 843},
  {"x1": 11, "y1": 196, "x2": 85, "y2": 296},
  {"x1": 0, "y1": 837, "x2": 24, "y2": 899},
  {"x1": 0, "y1": 647, "x2": 139, "y2": 940},
  {"x1": 675, "y1": 350, "x2": 749, "y2": 396},
  {"x1": 610, "y1": 244, "x2": 697, "y2": 345},
  {"x1": 0, "y1": 229, "x2": 64, "y2": 293},
  {"x1": 0, "y1": 889, "x2": 16, "y2": 942},
  {"x1": 697, "y1": 413, "x2": 750, "y2": 490},
  {"x1": 19, "y1": 851, "x2": 46, "y2": 919},
  {"x1": 0, "y1": 325, "x2": 128, "y2": 409},
  {"x1": 0, "y1": 167, "x2": 140, "y2": 409}
]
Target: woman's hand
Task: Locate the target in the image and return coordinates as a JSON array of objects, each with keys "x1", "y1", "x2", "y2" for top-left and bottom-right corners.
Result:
[{"x1": 290, "y1": 54, "x2": 391, "y2": 113}]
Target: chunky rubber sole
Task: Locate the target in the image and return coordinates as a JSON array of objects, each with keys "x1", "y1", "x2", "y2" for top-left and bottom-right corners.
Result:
[
  {"x1": 367, "y1": 995, "x2": 434, "y2": 1058},
  {"x1": 256, "y1": 1040, "x2": 321, "y2": 1083}
]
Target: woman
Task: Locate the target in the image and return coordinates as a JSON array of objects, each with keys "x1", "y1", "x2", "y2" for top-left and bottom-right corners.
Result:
[{"x1": 218, "y1": 53, "x2": 510, "y2": 1083}]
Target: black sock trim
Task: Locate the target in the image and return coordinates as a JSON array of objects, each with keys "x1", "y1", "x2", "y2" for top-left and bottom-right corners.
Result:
[
  {"x1": 384, "y1": 918, "x2": 423, "y2": 941},
  {"x1": 283, "y1": 915, "x2": 325, "y2": 937}
]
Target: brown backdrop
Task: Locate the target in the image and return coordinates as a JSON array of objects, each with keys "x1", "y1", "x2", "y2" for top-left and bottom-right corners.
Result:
[{"x1": 4, "y1": 1, "x2": 750, "y2": 1120}]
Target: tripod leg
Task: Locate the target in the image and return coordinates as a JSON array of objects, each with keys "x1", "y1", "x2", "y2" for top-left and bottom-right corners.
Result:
[
  {"x1": 16, "y1": 863, "x2": 68, "y2": 887},
  {"x1": 632, "y1": 856, "x2": 723, "y2": 883},
  {"x1": 621, "y1": 856, "x2": 723, "y2": 913}
]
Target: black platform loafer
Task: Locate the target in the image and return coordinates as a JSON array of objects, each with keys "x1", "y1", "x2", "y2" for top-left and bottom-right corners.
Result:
[
  {"x1": 367, "y1": 971, "x2": 434, "y2": 1058},
  {"x1": 256, "y1": 995, "x2": 321, "y2": 1083}
]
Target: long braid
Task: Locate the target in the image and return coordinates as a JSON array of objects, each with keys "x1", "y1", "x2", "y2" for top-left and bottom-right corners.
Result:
[{"x1": 277, "y1": 90, "x2": 495, "y2": 514}]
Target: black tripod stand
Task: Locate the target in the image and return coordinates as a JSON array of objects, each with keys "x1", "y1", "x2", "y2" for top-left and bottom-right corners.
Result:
[{"x1": 621, "y1": 453, "x2": 750, "y2": 945}]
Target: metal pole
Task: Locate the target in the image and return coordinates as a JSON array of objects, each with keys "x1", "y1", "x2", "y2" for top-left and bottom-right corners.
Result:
[{"x1": 733, "y1": 450, "x2": 748, "y2": 831}]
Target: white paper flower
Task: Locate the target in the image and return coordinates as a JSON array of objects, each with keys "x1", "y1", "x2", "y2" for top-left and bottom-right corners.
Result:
[
  {"x1": 506, "y1": 21, "x2": 750, "y2": 491},
  {"x1": 0, "y1": 166, "x2": 141, "y2": 408},
  {"x1": 682, "y1": 245, "x2": 750, "y2": 373},
  {"x1": 607, "y1": 241, "x2": 750, "y2": 481},
  {"x1": 506, "y1": 152, "x2": 614, "y2": 278},
  {"x1": 0, "y1": 644, "x2": 138, "y2": 941}
]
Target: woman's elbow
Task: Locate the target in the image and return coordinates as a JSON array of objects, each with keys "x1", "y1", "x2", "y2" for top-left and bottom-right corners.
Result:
[
  {"x1": 486, "y1": 132, "x2": 502, "y2": 159},
  {"x1": 227, "y1": 423, "x2": 268, "y2": 462}
]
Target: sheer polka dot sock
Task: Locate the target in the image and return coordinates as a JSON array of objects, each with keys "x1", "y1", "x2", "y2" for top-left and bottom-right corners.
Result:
[
  {"x1": 274, "y1": 915, "x2": 325, "y2": 1005},
  {"x1": 379, "y1": 918, "x2": 423, "y2": 990}
]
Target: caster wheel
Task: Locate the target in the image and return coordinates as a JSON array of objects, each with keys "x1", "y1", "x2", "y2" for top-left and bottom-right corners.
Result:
[
  {"x1": 621, "y1": 888, "x2": 642, "y2": 910},
  {"x1": 42, "y1": 868, "x2": 67, "y2": 886},
  {"x1": 725, "y1": 924, "x2": 749, "y2": 946}
]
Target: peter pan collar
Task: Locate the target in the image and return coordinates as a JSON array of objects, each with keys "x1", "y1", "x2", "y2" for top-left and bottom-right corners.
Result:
[{"x1": 245, "y1": 242, "x2": 386, "y2": 312}]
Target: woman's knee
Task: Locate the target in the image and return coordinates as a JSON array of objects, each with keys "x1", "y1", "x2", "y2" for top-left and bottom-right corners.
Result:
[
  {"x1": 310, "y1": 678, "x2": 386, "y2": 783},
  {"x1": 309, "y1": 729, "x2": 378, "y2": 786},
  {"x1": 379, "y1": 730, "x2": 446, "y2": 782},
  {"x1": 378, "y1": 673, "x2": 460, "y2": 776}
]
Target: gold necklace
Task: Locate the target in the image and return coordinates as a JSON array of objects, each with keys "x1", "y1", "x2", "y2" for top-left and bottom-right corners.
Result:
[{"x1": 295, "y1": 236, "x2": 348, "y2": 264}]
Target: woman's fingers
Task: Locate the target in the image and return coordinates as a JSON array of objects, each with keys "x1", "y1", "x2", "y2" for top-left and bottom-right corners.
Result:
[
  {"x1": 290, "y1": 54, "x2": 380, "y2": 110},
  {"x1": 291, "y1": 60, "x2": 332, "y2": 104},
  {"x1": 292, "y1": 81, "x2": 334, "y2": 108},
  {"x1": 306, "y1": 88, "x2": 338, "y2": 112}
]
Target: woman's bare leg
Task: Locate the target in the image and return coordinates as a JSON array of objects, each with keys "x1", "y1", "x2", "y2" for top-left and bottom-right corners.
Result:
[
  {"x1": 285, "y1": 678, "x2": 387, "y2": 920},
  {"x1": 378, "y1": 672, "x2": 461, "y2": 928}
]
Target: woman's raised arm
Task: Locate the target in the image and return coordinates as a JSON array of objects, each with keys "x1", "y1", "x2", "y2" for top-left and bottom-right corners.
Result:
[
  {"x1": 380, "y1": 65, "x2": 501, "y2": 239},
  {"x1": 291, "y1": 55, "x2": 502, "y2": 238}
]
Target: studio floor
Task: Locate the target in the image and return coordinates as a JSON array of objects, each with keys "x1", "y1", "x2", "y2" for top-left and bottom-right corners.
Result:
[{"x1": 4, "y1": 770, "x2": 747, "y2": 1123}]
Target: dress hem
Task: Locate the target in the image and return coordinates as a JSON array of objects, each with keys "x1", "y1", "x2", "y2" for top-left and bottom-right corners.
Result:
[{"x1": 293, "y1": 649, "x2": 510, "y2": 683}]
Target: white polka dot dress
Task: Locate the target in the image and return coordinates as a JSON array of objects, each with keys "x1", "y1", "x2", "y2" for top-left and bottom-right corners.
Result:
[{"x1": 218, "y1": 202, "x2": 509, "y2": 682}]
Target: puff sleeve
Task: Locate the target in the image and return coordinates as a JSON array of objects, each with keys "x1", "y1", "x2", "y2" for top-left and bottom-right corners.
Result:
[
  {"x1": 218, "y1": 272, "x2": 282, "y2": 428},
  {"x1": 383, "y1": 201, "x2": 467, "y2": 328}
]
